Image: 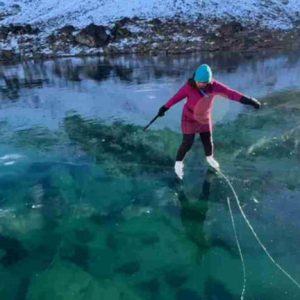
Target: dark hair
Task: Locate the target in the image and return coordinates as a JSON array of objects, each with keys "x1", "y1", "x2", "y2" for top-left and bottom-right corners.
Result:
[{"x1": 188, "y1": 72, "x2": 197, "y2": 89}]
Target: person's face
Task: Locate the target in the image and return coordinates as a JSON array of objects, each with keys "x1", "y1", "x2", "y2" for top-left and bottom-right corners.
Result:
[{"x1": 196, "y1": 82, "x2": 209, "y2": 89}]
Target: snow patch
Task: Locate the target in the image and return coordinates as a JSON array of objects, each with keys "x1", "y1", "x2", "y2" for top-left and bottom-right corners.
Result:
[{"x1": 0, "y1": 0, "x2": 299, "y2": 31}]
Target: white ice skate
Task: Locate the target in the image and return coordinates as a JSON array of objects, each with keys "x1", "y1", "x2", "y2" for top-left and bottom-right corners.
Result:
[
  {"x1": 206, "y1": 155, "x2": 220, "y2": 171},
  {"x1": 174, "y1": 161, "x2": 184, "y2": 180}
]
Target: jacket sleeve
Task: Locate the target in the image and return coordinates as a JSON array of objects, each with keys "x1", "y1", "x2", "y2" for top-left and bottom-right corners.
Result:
[
  {"x1": 214, "y1": 80, "x2": 243, "y2": 102},
  {"x1": 164, "y1": 83, "x2": 188, "y2": 109}
]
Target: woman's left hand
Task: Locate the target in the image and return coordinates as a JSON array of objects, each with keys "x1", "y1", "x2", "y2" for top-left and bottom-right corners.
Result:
[{"x1": 240, "y1": 96, "x2": 261, "y2": 109}]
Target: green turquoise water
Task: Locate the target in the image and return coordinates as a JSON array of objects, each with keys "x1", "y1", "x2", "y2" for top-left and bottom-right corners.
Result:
[{"x1": 0, "y1": 52, "x2": 300, "y2": 299}]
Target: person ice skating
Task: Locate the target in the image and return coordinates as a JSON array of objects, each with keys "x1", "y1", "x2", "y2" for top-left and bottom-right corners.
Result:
[{"x1": 157, "y1": 64, "x2": 261, "y2": 179}]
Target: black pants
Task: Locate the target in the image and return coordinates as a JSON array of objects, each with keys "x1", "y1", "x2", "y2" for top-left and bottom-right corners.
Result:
[{"x1": 176, "y1": 132, "x2": 213, "y2": 161}]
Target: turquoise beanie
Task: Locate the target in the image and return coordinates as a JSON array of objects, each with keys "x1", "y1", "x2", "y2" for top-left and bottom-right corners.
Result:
[{"x1": 194, "y1": 64, "x2": 212, "y2": 83}]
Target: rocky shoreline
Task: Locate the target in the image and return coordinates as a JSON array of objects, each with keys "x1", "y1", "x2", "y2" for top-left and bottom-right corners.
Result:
[{"x1": 1, "y1": 17, "x2": 300, "y2": 62}]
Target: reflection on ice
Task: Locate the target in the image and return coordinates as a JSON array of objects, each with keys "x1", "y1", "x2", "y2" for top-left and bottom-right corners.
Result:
[{"x1": 1, "y1": 51, "x2": 300, "y2": 132}]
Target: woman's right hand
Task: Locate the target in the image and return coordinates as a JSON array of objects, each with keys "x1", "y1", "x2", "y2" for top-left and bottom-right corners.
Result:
[{"x1": 158, "y1": 105, "x2": 169, "y2": 117}]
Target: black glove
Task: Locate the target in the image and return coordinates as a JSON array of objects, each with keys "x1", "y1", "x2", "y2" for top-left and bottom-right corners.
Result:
[
  {"x1": 158, "y1": 105, "x2": 169, "y2": 117},
  {"x1": 240, "y1": 96, "x2": 261, "y2": 109}
]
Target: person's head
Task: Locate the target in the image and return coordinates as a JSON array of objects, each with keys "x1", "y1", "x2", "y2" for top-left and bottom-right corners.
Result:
[{"x1": 194, "y1": 64, "x2": 213, "y2": 88}]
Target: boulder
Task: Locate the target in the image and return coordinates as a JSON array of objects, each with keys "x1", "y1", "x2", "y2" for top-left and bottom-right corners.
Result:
[
  {"x1": 150, "y1": 18, "x2": 163, "y2": 26},
  {"x1": 116, "y1": 17, "x2": 131, "y2": 27},
  {"x1": 58, "y1": 25, "x2": 76, "y2": 36},
  {"x1": 0, "y1": 26, "x2": 9, "y2": 40},
  {"x1": 111, "y1": 25, "x2": 132, "y2": 40},
  {"x1": 75, "y1": 23, "x2": 110, "y2": 47},
  {"x1": 8, "y1": 24, "x2": 39, "y2": 35},
  {"x1": 47, "y1": 34, "x2": 57, "y2": 44},
  {"x1": 218, "y1": 21, "x2": 244, "y2": 36}
]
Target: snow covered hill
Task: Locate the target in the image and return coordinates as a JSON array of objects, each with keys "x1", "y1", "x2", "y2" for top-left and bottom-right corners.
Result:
[
  {"x1": 0, "y1": 0, "x2": 300, "y2": 60},
  {"x1": 1, "y1": 0, "x2": 300, "y2": 31}
]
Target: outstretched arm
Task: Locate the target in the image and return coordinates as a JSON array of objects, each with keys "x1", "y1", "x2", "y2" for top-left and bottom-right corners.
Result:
[
  {"x1": 214, "y1": 80, "x2": 261, "y2": 109},
  {"x1": 240, "y1": 95, "x2": 261, "y2": 109},
  {"x1": 164, "y1": 83, "x2": 188, "y2": 109},
  {"x1": 158, "y1": 83, "x2": 188, "y2": 116},
  {"x1": 214, "y1": 80, "x2": 243, "y2": 102}
]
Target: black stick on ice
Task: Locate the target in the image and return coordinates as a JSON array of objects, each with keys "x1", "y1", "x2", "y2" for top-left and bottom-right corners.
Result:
[{"x1": 143, "y1": 114, "x2": 160, "y2": 131}]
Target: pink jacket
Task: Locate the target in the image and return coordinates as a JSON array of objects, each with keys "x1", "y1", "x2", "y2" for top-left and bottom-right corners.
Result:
[{"x1": 164, "y1": 79, "x2": 243, "y2": 128}]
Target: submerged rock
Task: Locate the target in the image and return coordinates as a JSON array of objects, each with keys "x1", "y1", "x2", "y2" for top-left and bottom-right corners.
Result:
[
  {"x1": 0, "y1": 234, "x2": 27, "y2": 267},
  {"x1": 27, "y1": 261, "x2": 142, "y2": 300},
  {"x1": 164, "y1": 270, "x2": 189, "y2": 288},
  {"x1": 116, "y1": 261, "x2": 140, "y2": 275},
  {"x1": 74, "y1": 228, "x2": 94, "y2": 244},
  {"x1": 176, "y1": 288, "x2": 202, "y2": 300},
  {"x1": 63, "y1": 114, "x2": 176, "y2": 178},
  {"x1": 67, "y1": 244, "x2": 90, "y2": 271},
  {"x1": 140, "y1": 234, "x2": 160, "y2": 246},
  {"x1": 15, "y1": 277, "x2": 31, "y2": 300},
  {"x1": 204, "y1": 277, "x2": 235, "y2": 300},
  {"x1": 136, "y1": 278, "x2": 160, "y2": 299}
]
